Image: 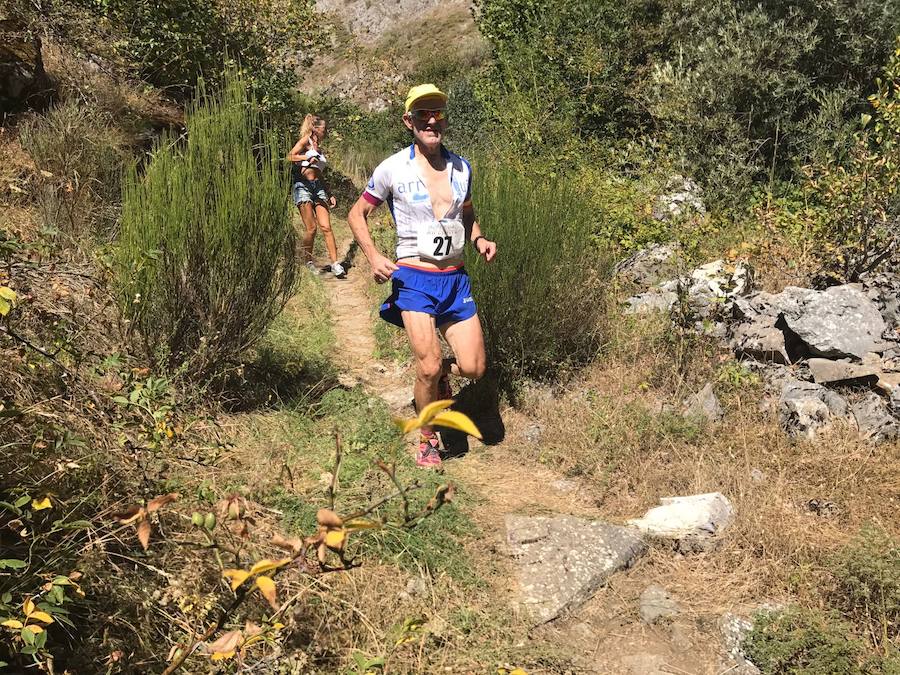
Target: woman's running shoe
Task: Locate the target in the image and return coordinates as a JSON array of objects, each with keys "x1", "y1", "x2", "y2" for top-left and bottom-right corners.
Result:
[
  {"x1": 331, "y1": 261, "x2": 346, "y2": 278},
  {"x1": 415, "y1": 434, "x2": 442, "y2": 468}
]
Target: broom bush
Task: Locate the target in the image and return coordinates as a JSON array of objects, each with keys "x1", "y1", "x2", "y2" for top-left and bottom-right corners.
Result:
[
  {"x1": 466, "y1": 162, "x2": 612, "y2": 389},
  {"x1": 118, "y1": 70, "x2": 297, "y2": 378}
]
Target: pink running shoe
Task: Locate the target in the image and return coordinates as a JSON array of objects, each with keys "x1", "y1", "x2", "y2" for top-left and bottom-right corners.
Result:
[{"x1": 415, "y1": 434, "x2": 443, "y2": 468}]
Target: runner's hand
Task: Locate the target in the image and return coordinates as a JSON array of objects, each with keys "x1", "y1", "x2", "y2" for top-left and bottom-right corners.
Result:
[
  {"x1": 329, "y1": 195, "x2": 336, "y2": 208},
  {"x1": 370, "y1": 253, "x2": 399, "y2": 283},
  {"x1": 476, "y1": 238, "x2": 497, "y2": 262}
]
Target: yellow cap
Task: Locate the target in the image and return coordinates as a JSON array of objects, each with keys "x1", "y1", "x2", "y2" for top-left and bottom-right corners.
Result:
[{"x1": 404, "y1": 83, "x2": 448, "y2": 113}]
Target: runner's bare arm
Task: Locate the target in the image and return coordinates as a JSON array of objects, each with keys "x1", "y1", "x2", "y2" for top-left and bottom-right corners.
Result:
[
  {"x1": 463, "y1": 202, "x2": 497, "y2": 262},
  {"x1": 287, "y1": 135, "x2": 313, "y2": 162},
  {"x1": 348, "y1": 195, "x2": 399, "y2": 282}
]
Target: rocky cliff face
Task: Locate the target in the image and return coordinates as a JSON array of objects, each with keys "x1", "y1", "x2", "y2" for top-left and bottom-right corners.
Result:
[{"x1": 303, "y1": 0, "x2": 483, "y2": 110}]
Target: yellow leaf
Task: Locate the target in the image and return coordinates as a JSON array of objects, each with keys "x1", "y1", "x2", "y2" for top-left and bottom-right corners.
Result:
[
  {"x1": 430, "y1": 410, "x2": 482, "y2": 439},
  {"x1": 324, "y1": 529, "x2": 346, "y2": 549},
  {"x1": 342, "y1": 517, "x2": 380, "y2": 531},
  {"x1": 31, "y1": 497, "x2": 52, "y2": 511},
  {"x1": 272, "y1": 622, "x2": 285, "y2": 630},
  {"x1": 510, "y1": 669, "x2": 528, "y2": 675},
  {"x1": 248, "y1": 558, "x2": 290, "y2": 576},
  {"x1": 26, "y1": 611, "x2": 53, "y2": 624},
  {"x1": 222, "y1": 569, "x2": 250, "y2": 591},
  {"x1": 394, "y1": 399, "x2": 455, "y2": 433},
  {"x1": 26, "y1": 624, "x2": 43, "y2": 633},
  {"x1": 2, "y1": 620, "x2": 23, "y2": 629},
  {"x1": 22, "y1": 598, "x2": 35, "y2": 616},
  {"x1": 210, "y1": 650, "x2": 236, "y2": 661},
  {"x1": 255, "y1": 576, "x2": 278, "y2": 610}
]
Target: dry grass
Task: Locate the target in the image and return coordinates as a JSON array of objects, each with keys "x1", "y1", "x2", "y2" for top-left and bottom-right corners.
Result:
[{"x1": 514, "y1": 316, "x2": 900, "y2": 618}]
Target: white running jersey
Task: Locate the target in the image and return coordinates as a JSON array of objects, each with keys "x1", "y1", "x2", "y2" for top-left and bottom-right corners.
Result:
[{"x1": 363, "y1": 145, "x2": 473, "y2": 261}]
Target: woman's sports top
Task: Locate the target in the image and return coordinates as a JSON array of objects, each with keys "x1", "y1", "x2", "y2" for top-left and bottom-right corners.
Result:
[{"x1": 362, "y1": 145, "x2": 473, "y2": 262}]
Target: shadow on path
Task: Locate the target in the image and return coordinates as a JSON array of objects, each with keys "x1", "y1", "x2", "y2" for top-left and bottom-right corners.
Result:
[{"x1": 441, "y1": 373, "x2": 505, "y2": 459}]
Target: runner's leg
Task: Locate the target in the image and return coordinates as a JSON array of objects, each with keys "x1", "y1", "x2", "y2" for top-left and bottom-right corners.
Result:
[
  {"x1": 314, "y1": 202, "x2": 339, "y2": 264},
  {"x1": 402, "y1": 310, "x2": 443, "y2": 435},
  {"x1": 439, "y1": 313, "x2": 487, "y2": 380},
  {"x1": 298, "y1": 202, "x2": 317, "y2": 263}
]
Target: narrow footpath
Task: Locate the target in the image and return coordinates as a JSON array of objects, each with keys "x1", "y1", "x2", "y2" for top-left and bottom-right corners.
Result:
[{"x1": 318, "y1": 218, "x2": 729, "y2": 675}]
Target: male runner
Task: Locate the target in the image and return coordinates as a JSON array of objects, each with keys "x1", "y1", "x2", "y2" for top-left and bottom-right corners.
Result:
[{"x1": 347, "y1": 83, "x2": 498, "y2": 468}]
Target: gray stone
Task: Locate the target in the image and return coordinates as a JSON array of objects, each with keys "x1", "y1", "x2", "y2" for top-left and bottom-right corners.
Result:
[
  {"x1": 779, "y1": 378, "x2": 849, "y2": 438},
  {"x1": 682, "y1": 382, "x2": 724, "y2": 422},
  {"x1": 781, "y1": 285, "x2": 887, "y2": 360},
  {"x1": 639, "y1": 584, "x2": 681, "y2": 624},
  {"x1": 652, "y1": 175, "x2": 706, "y2": 222},
  {"x1": 627, "y1": 492, "x2": 735, "y2": 552},
  {"x1": 620, "y1": 652, "x2": 669, "y2": 675},
  {"x1": 524, "y1": 423, "x2": 544, "y2": 445},
  {"x1": 750, "y1": 468, "x2": 766, "y2": 484},
  {"x1": 505, "y1": 514, "x2": 646, "y2": 624},
  {"x1": 861, "y1": 271, "x2": 900, "y2": 329},
  {"x1": 851, "y1": 393, "x2": 900, "y2": 443},
  {"x1": 614, "y1": 243, "x2": 681, "y2": 287},
  {"x1": 730, "y1": 314, "x2": 790, "y2": 364},
  {"x1": 405, "y1": 576, "x2": 427, "y2": 597},
  {"x1": 806, "y1": 358, "x2": 878, "y2": 386},
  {"x1": 551, "y1": 478, "x2": 579, "y2": 495},
  {"x1": 719, "y1": 613, "x2": 760, "y2": 675},
  {"x1": 624, "y1": 290, "x2": 677, "y2": 314}
]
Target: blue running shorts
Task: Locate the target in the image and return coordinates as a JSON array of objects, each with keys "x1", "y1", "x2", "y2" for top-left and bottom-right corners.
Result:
[{"x1": 380, "y1": 264, "x2": 477, "y2": 328}]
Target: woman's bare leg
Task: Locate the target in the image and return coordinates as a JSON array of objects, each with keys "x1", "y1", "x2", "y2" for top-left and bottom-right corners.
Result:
[
  {"x1": 298, "y1": 202, "x2": 317, "y2": 262},
  {"x1": 314, "y1": 203, "x2": 338, "y2": 263}
]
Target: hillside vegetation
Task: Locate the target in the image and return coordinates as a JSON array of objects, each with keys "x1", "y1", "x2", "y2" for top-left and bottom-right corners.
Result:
[{"x1": 1, "y1": 0, "x2": 899, "y2": 672}]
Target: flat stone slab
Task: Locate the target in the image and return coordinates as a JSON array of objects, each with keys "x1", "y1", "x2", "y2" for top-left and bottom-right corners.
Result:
[
  {"x1": 506, "y1": 514, "x2": 646, "y2": 624},
  {"x1": 807, "y1": 358, "x2": 878, "y2": 385},
  {"x1": 627, "y1": 492, "x2": 735, "y2": 552}
]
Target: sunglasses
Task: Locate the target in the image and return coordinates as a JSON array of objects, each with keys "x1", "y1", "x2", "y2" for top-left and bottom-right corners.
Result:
[{"x1": 409, "y1": 108, "x2": 447, "y2": 122}]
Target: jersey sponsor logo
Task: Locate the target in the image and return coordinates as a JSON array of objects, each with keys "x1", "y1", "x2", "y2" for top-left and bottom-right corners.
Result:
[
  {"x1": 367, "y1": 177, "x2": 375, "y2": 190},
  {"x1": 411, "y1": 192, "x2": 429, "y2": 202},
  {"x1": 397, "y1": 179, "x2": 426, "y2": 194},
  {"x1": 463, "y1": 296, "x2": 474, "y2": 303}
]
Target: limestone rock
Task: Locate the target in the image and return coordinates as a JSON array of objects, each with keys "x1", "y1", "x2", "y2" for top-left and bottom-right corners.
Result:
[
  {"x1": 779, "y1": 378, "x2": 848, "y2": 438},
  {"x1": 0, "y1": 20, "x2": 52, "y2": 114},
  {"x1": 780, "y1": 285, "x2": 887, "y2": 360},
  {"x1": 719, "y1": 613, "x2": 760, "y2": 675},
  {"x1": 652, "y1": 175, "x2": 706, "y2": 221},
  {"x1": 861, "y1": 271, "x2": 900, "y2": 329},
  {"x1": 625, "y1": 290, "x2": 677, "y2": 314},
  {"x1": 806, "y1": 358, "x2": 878, "y2": 386},
  {"x1": 851, "y1": 393, "x2": 899, "y2": 443},
  {"x1": 614, "y1": 243, "x2": 681, "y2": 287},
  {"x1": 639, "y1": 584, "x2": 681, "y2": 624},
  {"x1": 627, "y1": 492, "x2": 735, "y2": 552},
  {"x1": 506, "y1": 514, "x2": 646, "y2": 624},
  {"x1": 524, "y1": 423, "x2": 544, "y2": 445},
  {"x1": 682, "y1": 382, "x2": 724, "y2": 422},
  {"x1": 730, "y1": 314, "x2": 790, "y2": 364}
]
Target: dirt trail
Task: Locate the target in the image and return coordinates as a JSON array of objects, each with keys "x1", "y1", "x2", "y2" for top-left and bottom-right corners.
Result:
[{"x1": 318, "y1": 219, "x2": 729, "y2": 675}]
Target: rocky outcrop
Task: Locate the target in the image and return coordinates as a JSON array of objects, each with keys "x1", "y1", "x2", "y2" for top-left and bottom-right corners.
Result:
[
  {"x1": 0, "y1": 20, "x2": 52, "y2": 114},
  {"x1": 506, "y1": 514, "x2": 646, "y2": 624},
  {"x1": 652, "y1": 176, "x2": 706, "y2": 221},
  {"x1": 617, "y1": 243, "x2": 900, "y2": 443}
]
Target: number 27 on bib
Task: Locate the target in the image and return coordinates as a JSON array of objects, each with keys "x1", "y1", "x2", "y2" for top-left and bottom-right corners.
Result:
[{"x1": 417, "y1": 219, "x2": 465, "y2": 262}]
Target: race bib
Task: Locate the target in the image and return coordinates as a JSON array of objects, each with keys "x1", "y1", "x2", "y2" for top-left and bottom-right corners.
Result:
[{"x1": 417, "y1": 218, "x2": 465, "y2": 261}]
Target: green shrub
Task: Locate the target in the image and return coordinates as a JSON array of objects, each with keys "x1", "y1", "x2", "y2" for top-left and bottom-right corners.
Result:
[
  {"x1": 466, "y1": 161, "x2": 611, "y2": 390},
  {"x1": 20, "y1": 99, "x2": 126, "y2": 241},
  {"x1": 118, "y1": 71, "x2": 297, "y2": 378},
  {"x1": 744, "y1": 607, "x2": 872, "y2": 675},
  {"x1": 797, "y1": 40, "x2": 900, "y2": 283},
  {"x1": 828, "y1": 525, "x2": 900, "y2": 653},
  {"x1": 58, "y1": 0, "x2": 325, "y2": 114},
  {"x1": 640, "y1": 0, "x2": 900, "y2": 202}
]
